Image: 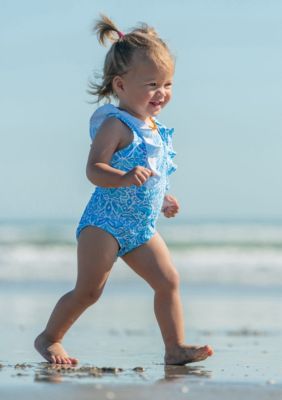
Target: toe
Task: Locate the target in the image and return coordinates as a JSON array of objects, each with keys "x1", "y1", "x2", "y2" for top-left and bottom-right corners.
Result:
[
  {"x1": 206, "y1": 345, "x2": 214, "y2": 356},
  {"x1": 197, "y1": 346, "x2": 213, "y2": 360},
  {"x1": 50, "y1": 355, "x2": 56, "y2": 364},
  {"x1": 198, "y1": 346, "x2": 208, "y2": 356}
]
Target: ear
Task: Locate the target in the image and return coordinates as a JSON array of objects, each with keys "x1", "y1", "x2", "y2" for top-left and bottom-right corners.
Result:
[{"x1": 112, "y1": 76, "x2": 125, "y2": 95}]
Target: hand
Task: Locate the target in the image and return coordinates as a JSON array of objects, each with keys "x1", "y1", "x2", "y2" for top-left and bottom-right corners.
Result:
[
  {"x1": 161, "y1": 194, "x2": 180, "y2": 218},
  {"x1": 121, "y1": 166, "x2": 153, "y2": 187}
]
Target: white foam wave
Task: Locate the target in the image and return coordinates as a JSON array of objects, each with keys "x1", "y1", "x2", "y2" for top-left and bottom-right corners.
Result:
[
  {"x1": 1, "y1": 243, "x2": 282, "y2": 286},
  {"x1": 1, "y1": 221, "x2": 282, "y2": 286}
]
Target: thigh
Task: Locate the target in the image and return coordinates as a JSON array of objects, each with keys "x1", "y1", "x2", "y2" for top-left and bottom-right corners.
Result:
[
  {"x1": 121, "y1": 231, "x2": 179, "y2": 290},
  {"x1": 75, "y1": 226, "x2": 119, "y2": 293}
]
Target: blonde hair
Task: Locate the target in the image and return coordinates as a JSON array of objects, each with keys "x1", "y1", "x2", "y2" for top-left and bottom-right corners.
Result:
[{"x1": 88, "y1": 14, "x2": 175, "y2": 103}]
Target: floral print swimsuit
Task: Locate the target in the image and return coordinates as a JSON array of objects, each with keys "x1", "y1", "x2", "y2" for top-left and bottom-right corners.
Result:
[{"x1": 76, "y1": 104, "x2": 177, "y2": 260}]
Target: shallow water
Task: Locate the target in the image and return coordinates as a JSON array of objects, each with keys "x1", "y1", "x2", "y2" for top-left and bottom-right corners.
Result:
[
  {"x1": 0, "y1": 220, "x2": 281, "y2": 388},
  {"x1": 0, "y1": 280, "x2": 281, "y2": 387}
]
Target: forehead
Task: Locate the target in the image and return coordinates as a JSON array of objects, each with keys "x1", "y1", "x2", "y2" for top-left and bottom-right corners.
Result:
[{"x1": 128, "y1": 52, "x2": 174, "y2": 80}]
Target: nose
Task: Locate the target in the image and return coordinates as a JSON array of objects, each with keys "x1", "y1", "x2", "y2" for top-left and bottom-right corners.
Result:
[{"x1": 155, "y1": 86, "x2": 166, "y2": 98}]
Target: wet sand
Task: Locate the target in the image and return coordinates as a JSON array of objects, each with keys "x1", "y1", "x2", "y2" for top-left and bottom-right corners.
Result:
[
  {"x1": 0, "y1": 361, "x2": 281, "y2": 400},
  {"x1": 0, "y1": 280, "x2": 282, "y2": 399},
  {"x1": 1, "y1": 382, "x2": 282, "y2": 400}
]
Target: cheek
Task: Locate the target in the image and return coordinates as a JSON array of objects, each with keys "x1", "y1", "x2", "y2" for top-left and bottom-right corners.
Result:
[
  {"x1": 142, "y1": 92, "x2": 154, "y2": 102},
  {"x1": 146, "y1": 90, "x2": 155, "y2": 98},
  {"x1": 165, "y1": 91, "x2": 172, "y2": 103}
]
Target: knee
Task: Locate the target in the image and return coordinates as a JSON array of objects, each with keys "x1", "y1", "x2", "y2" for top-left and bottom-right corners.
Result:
[
  {"x1": 73, "y1": 287, "x2": 103, "y2": 306},
  {"x1": 156, "y1": 268, "x2": 180, "y2": 293}
]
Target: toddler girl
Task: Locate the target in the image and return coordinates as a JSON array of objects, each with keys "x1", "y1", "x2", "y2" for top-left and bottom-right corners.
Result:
[{"x1": 34, "y1": 15, "x2": 214, "y2": 365}]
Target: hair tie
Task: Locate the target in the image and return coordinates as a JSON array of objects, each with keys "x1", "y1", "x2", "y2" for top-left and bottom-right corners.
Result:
[{"x1": 117, "y1": 30, "x2": 125, "y2": 39}]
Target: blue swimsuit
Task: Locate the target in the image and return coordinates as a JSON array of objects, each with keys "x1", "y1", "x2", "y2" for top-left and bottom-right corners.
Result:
[{"x1": 76, "y1": 104, "x2": 177, "y2": 259}]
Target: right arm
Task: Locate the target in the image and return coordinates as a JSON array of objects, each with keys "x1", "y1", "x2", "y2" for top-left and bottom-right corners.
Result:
[{"x1": 86, "y1": 118, "x2": 153, "y2": 188}]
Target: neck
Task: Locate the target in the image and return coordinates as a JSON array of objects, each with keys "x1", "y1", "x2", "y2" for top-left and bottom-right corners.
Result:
[
  {"x1": 147, "y1": 117, "x2": 158, "y2": 131},
  {"x1": 117, "y1": 103, "x2": 157, "y2": 131},
  {"x1": 118, "y1": 103, "x2": 147, "y2": 122}
]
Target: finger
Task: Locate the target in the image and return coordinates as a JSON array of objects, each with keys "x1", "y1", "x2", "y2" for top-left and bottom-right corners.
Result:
[
  {"x1": 166, "y1": 195, "x2": 174, "y2": 201},
  {"x1": 140, "y1": 171, "x2": 150, "y2": 180},
  {"x1": 139, "y1": 170, "x2": 152, "y2": 181},
  {"x1": 142, "y1": 167, "x2": 151, "y2": 173},
  {"x1": 167, "y1": 196, "x2": 180, "y2": 207},
  {"x1": 134, "y1": 170, "x2": 148, "y2": 184},
  {"x1": 170, "y1": 199, "x2": 180, "y2": 208},
  {"x1": 138, "y1": 166, "x2": 153, "y2": 176},
  {"x1": 140, "y1": 172, "x2": 151, "y2": 183},
  {"x1": 134, "y1": 176, "x2": 143, "y2": 186},
  {"x1": 165, "y1": 211, "x2": 176, "y2": 217},
  {"x1": 144, "y1": 167, "x2": 154, "y2": 177},
  {"x1": 165, "y1": 207, "x2": 178, "y2": 213}
]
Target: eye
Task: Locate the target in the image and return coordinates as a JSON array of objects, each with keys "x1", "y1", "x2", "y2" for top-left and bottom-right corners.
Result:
[
  {"x1": 148, "y1": 82, "x2": 157, "y2": 87},
  {"x1": 165, "y1": 82, "x2": 173, "y2": 88}
]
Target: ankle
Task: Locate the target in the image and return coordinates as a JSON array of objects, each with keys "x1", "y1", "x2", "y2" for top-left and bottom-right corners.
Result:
[
  {"x1": 165, "y1": 342, "x2": 184, "y2": 354},
  {"x1": 39, "y1": 331, "x2": 61, "y2": 344}
]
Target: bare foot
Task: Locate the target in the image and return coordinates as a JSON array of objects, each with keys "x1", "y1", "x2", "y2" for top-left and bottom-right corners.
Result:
[
  {"x1": 165, "y1": 344, "x2": 214, "y2": 365},
  {"x1": 34, "y1": 333, "x2": 78, "y2": 365}
]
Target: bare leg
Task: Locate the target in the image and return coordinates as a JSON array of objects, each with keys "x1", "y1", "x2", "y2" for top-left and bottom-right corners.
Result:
[
  {"x1": 34, "y1": 226, "x2": 119, "y2": 364},
  {"x1": 121, "y1": 232, "x2": 214, "y2": 365}
]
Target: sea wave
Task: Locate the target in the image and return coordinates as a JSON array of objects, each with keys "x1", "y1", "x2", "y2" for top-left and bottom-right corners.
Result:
[
  {"x1": 1, "y1": 220, "x2": 282, "y2": 248},
  {"x1": 1, "y1": 220, "x2": 282, "y2": 286}
]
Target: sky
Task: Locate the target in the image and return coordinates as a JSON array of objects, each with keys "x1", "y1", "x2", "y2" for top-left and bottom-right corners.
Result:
[{"x1": 1, "y1": 0, "x2": 281, "y2": 221}]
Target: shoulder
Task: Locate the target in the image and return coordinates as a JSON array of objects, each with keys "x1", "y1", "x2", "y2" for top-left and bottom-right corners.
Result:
[
  {"x1": 90, "y1": 104, "x2": 133, "y2": 142},
  {"x1": 96, "y1": 116, "x2": 133, "y2": 143},
  {"x1": 99, "y1": 116, "x2": 131, "y2": 132}
]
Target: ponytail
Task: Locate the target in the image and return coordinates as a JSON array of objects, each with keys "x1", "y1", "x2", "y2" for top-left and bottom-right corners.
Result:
[{"x1": 93, "y1": 14, "x2": 124, "y2": 46}]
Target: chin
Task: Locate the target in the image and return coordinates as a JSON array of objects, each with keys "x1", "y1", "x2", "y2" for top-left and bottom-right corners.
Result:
[
  {"x1": 150, "y1": 104, "x2": 165, "y2": 116},
  {"x1": 151, "y1": 108, "x2": 162, "y2": 116}
]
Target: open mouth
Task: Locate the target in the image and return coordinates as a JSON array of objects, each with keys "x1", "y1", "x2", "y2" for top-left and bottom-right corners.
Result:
[{"x1": 149, "y1": 101, "x2": 163, "y2": 107}]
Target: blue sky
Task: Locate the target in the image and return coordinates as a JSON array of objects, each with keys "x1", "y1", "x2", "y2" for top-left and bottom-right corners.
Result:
[{"x1": 1, "y1": 0, "x2": 281, "y2": 220}]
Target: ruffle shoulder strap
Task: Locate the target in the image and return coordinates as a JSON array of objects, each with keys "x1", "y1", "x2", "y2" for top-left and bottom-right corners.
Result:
[
  {"x1": 156, "y1": 122, "x2": 177, "y2": 176},
  {"x1": 89, "y1": 104, "x2": 132, "y2": 141}
]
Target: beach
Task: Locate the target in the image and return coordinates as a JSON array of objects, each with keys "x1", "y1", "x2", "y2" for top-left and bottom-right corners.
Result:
[
  {"x1": 0, "y1": 219, "x2": 282, "y2": 399},
  {"x1": 2, "y1": 0, "x2": 282, "y2": 397}
]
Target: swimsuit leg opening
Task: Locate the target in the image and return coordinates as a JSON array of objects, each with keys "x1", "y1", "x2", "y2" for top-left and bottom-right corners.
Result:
[{"x1": 76, "y1": 224, "x2": 122, "y2": 254}]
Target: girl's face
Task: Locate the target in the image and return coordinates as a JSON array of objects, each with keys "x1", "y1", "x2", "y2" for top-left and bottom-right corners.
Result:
[{"x1": 113, "y1": 53, "x2": 174, "y2": 123}]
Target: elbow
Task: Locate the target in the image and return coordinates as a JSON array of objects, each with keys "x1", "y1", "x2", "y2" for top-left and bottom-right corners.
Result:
[
  {"x1": 86, "y1": 163, "x2": 97, "y2": 185},
  {"x1": 85, "y1": 163, "x2": 91, "y2": 180}
]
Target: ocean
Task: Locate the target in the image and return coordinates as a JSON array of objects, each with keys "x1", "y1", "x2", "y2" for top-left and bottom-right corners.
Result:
[{"x1": 1, "y1": 218, "x2": 282, "y2": 287}]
